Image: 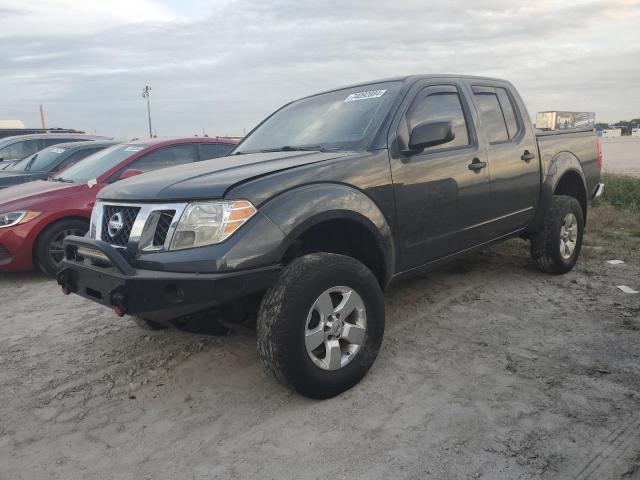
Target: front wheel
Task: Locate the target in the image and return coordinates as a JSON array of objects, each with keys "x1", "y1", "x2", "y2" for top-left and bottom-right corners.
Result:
[
  {"x1": 530, "y1": 195, "x2": 584, "y2": 274},
  {"x1": 34, "y1": 218, "x2": 88, "y2": 276},
  {"x1": 257, "y1": 253, "x2": 385, "y2": 399}
]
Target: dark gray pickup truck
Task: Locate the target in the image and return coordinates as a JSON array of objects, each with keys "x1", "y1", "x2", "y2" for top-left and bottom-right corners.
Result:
[{"x1": 58, "y1": 75, "x2": 603, "y2": 398}]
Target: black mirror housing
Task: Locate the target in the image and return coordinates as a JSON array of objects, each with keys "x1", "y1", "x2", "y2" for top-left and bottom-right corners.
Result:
[{"x1": 407, "y1": 121, "x2": 455, "y2": 153}]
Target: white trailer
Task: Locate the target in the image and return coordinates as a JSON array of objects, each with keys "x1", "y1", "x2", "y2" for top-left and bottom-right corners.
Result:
[{"x1": 602, "y1": 129, "x2": 622, "y2": 138}]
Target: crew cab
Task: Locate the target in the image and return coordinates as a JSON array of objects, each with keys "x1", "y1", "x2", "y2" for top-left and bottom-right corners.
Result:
[
  {"x1": 0, "y1": 137, "x2": 237, "y2": 275},
  {"x1": 58, "y1": 75, "x2": 603, "y2": 398}
]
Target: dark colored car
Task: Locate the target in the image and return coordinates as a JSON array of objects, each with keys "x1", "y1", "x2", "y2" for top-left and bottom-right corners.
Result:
[
  {"x1": 0, "y1": 137, "x2": 237, "y2": 275},
  {"x1": 59, "y1": 75, "x2": 603, "y2": 398},
  {"x1": 0, "y1": 133, "x2": 110, "y2": 169},
  {"x1": 0, "y1": 140, "x2": 118, "y2": 189}
]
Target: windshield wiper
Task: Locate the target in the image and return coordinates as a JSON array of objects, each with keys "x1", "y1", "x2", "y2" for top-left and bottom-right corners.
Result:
[
  {"x1": 259, "y1": 145, "x2": 326, "y2": 153},
  {"x1": 49, "y1": 177, "x2": 73, "y2": 183}
]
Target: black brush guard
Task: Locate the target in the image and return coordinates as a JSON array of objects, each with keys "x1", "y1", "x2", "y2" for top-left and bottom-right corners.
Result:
[{"x1": 57, "y1": 235, "x2": 280, "y2": 320}]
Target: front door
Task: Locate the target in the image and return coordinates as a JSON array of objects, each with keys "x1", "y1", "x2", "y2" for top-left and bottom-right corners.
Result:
[{"x1": 391, "y1": 83, "x2": 493, "y2": 271}]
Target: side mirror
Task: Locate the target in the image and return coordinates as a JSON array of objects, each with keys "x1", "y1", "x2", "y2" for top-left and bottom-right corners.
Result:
[
  {"x1": 119, "y1": 168, "x2": 143, "y2": 180},
  {"x1": 406, "y1": 121, "x2": 455, "y2": 154}
]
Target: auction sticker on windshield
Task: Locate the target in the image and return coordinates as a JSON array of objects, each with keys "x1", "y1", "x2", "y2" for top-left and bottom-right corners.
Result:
[
  {"x1": 51, "y1": 148, "x2": 66, "y2": 153},
  {"x1": 344, "y1": 89, "x2": 387, "y2": 102},
  {"x1": 124, "y1": 146, "x2": 145, "y2": 152}
]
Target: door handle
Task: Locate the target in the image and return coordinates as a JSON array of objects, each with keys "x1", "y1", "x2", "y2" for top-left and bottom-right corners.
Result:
[
  {"x1": 521, "y1": 150, "x2": 535, "y2": 162},
  {"x1": 468, "y1": 158, "x2": 487, "y2": 172}
]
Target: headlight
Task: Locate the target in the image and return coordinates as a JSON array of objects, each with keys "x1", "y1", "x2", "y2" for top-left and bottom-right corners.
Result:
[
  {"x1": 0, "y1": 211, "x2": 41, "y2": 229},
  {"x1": 170, "y1": 200, "x2": 257, "y2": 250}
]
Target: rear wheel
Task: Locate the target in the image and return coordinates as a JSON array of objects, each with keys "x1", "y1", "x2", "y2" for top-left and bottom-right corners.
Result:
[
  {"x1": 530, "y1": 195, "x2": 584, "y2": 274},
  {"x1": 257, "y1": 253, "x2": 385, "y2": 399},
  {"x1": 34, "y1": 219, "x2": 88, "y2": 276}
]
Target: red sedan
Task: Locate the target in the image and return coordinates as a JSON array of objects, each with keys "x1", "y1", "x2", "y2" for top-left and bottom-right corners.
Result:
[{"x1": 0, "y1": 137, "x2": 237, "y2": 275}]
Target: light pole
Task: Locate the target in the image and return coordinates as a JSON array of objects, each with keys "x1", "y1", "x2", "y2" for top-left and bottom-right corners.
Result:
[{"x1": 142, "y1": 85, "x2": 153, "y2": 138}]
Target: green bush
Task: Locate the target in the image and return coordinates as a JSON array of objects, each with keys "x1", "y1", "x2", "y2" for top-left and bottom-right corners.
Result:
[{"x1": 602, "y1": 173, "x2": 640, "y2": 211}]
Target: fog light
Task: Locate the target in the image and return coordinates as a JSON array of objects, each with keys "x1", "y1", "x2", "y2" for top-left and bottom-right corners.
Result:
[{"x1": 77, "y1": 246, "x2": 111, "y2": 264}]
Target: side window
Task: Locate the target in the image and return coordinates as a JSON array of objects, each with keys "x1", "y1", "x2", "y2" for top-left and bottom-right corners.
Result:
[
  {"x1": 129, "y1": 144, "x2": 195, "y2": 172},
  {"x1": 473, "y1": 90, "x2": 509, "y2": 144},
  {"x1": 198, "y1": 143, "x2": 234, "y2": 161},
  {"x1": 0, "y1": 139, "x2": 41, "y2": 159},
  {"x1": 406, "y1": 90, "x2": 470, "y2": 151},
  {"x1": 495, "y1": 88, "x2": 519, "y2": 139},
  {"x1": 57, "y1": 149, "x2": 99, "y2": 170}
]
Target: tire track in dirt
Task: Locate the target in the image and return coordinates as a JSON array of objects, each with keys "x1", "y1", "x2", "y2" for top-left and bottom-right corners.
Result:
[{"x1": 572, "y1": 413, "x2": 640, "y2": 479}]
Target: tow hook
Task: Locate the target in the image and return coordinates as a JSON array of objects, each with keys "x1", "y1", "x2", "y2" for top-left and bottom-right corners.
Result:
[
  {"x1": 110, "y1": 291, "x2": 127, "y2": 317},
  {"x1": 57, "y1": 270, "x2": 71, "y2": 295}
]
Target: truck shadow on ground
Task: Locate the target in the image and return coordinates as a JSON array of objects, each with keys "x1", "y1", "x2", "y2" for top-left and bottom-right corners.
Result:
[{"x1": 177, "y1": 239, "x2": 533, "y2": 337}]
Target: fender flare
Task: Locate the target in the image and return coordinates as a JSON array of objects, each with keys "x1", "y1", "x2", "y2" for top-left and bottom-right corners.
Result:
[
  {"x1": 527, "y1": 151, "x2": 588, "y2": 233},
  {"x1": 260, "y1": 183, "x2": 396, "y2": 286}
]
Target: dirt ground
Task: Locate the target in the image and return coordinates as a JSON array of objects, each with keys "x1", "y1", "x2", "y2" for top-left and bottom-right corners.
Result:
[{"x1": 1, "y1": 206, "x2": 640, "y2": 480}]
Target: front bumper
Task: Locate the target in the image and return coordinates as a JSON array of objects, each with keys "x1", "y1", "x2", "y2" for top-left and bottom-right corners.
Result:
[
  {"x1": 57, "y1": 236, "x2": 281, "y2": 321},
  {"x1": 0, "y1": 222, "x2": 38, "y2": 271}
]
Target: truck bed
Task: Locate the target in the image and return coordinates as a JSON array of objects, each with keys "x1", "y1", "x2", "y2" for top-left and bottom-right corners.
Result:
[{"x1": 535, "y1": 128, "x2": 600, "y2": 198}]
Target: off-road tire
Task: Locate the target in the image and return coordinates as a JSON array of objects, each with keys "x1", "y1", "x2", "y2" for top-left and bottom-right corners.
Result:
[
  {"x1": 530, "y1": 195, "x2": 584, "y2": 274},
  {"x1": 131, "y1": 317, "x2": 168, "y2": 331},
  {"x1": 257, "y1": 253, "x2": 385, "y2": 399},
  {"x1": 34, "y1": 218, "x2": 88, "y2": 276}
]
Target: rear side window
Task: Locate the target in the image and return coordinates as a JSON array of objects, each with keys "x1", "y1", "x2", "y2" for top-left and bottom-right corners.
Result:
[
  {"x1": 130, "y1": 144, "x2": 196, "y2": 172},
  {"x1": 473, "y1": 92, "x2": 509, "y2": 144},
  {"x1": 406, "y1": 90, "x2": 469, "y2": 151},
  {"x1": 0, "y1": 139, "x2": 41, "y2": 159},
  {"x1": 199, "y1": 143, "x2": 235, "y2": 160},
  {"x1": 495, "y1": 88, "x2": 519, "y2": 139}
]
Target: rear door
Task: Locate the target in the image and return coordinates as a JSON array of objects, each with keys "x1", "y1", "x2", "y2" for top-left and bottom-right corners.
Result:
[
  {"x1": 469, "y1": 84, "x2": 539, "y2": 232},
  {"x1": 390, "y1": 81, "x2": 493, "y2": 270}
]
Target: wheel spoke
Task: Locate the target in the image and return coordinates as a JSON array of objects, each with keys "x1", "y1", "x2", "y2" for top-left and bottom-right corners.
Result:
[
  {"x1": 314, "y1": 291, "x2": 334, "y2": 318},
  {"x1": 341, "y1": 323, "x2": 365, "y2": 345},
  {"x1": 305, "y1": 327, "x2": 325, "y2": 351},
  {"x1": 335, "y1": 290, "x2": 359, "y2": 318},
  {"x1": 324, "y1": 339, "x2": 342, "y2": 370}
]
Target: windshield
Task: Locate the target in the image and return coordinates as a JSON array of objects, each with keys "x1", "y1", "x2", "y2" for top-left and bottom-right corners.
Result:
[
  {"x1": 52, "y1": 143, "x2": 142, "y2": 182},
  {"x1": 11, "y1": 146, "x2": 68, "y2": 172},
  {"x1": 235, "y1": 81, "x2": 401, "y2": 154},
  {"x1": 7, "y1": 155, "x2": 34, "y2": 171}
]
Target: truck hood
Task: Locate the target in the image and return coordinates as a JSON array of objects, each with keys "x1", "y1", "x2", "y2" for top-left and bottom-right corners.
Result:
[
  {"x1": 0, "y1": 180, "x2": 83, "y2": 212},
  {"x1": 99, "y1": 150, "x2": 355, "y2": 202}
]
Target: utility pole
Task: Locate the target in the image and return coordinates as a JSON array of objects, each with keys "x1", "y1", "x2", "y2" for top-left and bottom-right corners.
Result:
[
  {"x1": 141, "y1": 86, "x2": 152, "y2": 138},
  {"x1": 39, "y1": 104, "x2": 46, "y2": 129}
]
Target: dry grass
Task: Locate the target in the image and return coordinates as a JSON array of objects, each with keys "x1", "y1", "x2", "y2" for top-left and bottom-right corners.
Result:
[{"x1": 583, "y1": 202, "x2": 640, "y2": 262}]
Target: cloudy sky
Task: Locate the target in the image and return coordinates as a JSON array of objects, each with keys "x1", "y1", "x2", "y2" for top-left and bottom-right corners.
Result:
[{"x1": 1, "y1": 0, "x2": 639, "y2": 139}]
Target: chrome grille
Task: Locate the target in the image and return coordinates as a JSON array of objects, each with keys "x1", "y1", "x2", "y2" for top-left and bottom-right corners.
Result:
[
  {"x1": 101, "y1": 205, "x2": 140, "y2": 247},
  {"x1": 153, "y1": 211, "x2": 175, "y2": 247}
]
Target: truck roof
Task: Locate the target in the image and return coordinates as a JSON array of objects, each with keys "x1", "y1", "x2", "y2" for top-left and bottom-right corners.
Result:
[{"x1": 303, "y1": 74, "x2": 510, "y2": 100}]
